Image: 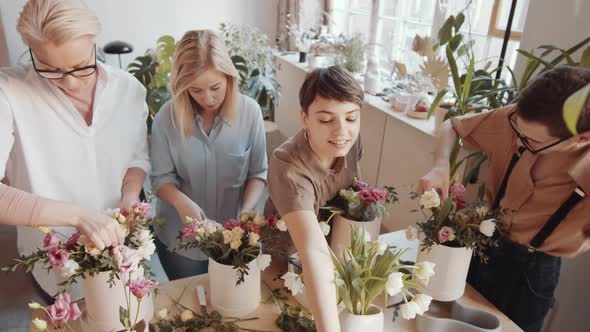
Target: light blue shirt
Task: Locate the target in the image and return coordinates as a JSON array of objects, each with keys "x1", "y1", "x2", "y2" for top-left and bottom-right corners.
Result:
[{"x1": 150, "y1": 94, "x2": 268, "y2": 259}]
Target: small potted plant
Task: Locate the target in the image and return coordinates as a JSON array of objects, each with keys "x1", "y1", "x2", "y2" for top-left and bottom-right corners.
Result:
[
  {"x1": 322, "y1": 179, "x2": 398, "y2": 260},
  {"x1": 411, "y1": 183, "x2": 502, "y2": 301},
  {"x1": 177, "y1": 212, "x2": 280, "y2": 317}
]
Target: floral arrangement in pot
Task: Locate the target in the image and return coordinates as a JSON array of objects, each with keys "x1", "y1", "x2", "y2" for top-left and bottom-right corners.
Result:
[
  {"x1": 410, "y1": 183, "x2": 503, "y2": 301},
  {"x1": 3, "y1": 203, "x2": 160, "y2": 331},
  {"x1": 177, "y1": 212, "x2": 284, "y2": 317},
  {"x1": 322, "y1": 179, "x2": 398, "y2": 260}
]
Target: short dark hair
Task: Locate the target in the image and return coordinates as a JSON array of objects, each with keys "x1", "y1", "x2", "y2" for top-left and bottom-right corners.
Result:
[
  {"x1": 517, "y1": 66, "x2": 590, "y2": 138},
  {"x1": 299, "y1": 65, "x2": 364, "y2": 113}
]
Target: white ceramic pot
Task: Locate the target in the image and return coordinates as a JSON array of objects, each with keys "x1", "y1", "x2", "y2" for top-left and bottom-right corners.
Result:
[
  {"x1": 416, "y1": 244, "x2": 473, "y2": 301},
  {"x1": 80, "y1": 268, "x2": 154, "y2": 332},
  {"x1": 330, "y1": 215, "x2": 381, "y2": 262},
  {"x1": 209, "y1": 257, "x2": 261, "y2": 317},
  {"x1": 339, "y1": 304, "x2": 384, "y2": 332}
]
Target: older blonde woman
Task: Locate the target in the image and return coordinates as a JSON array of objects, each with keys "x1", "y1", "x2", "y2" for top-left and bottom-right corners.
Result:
[
  {"x1": 0, "y1": 0, "x2": 150, "y2": 299},
  {"x1": 150, "y1": 30, "x2": 267, "y2": 280}
]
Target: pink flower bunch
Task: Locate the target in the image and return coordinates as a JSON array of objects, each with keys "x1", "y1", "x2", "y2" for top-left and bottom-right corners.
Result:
[
  {"x1": 126, "y1": 276, "x2": 158, "y2": 299},
  {"x1": 47, "y1": 248, "x2": 69, "y2": 269},
  {"x1": 43, "y1": 233, "x2": 61, "y2": 251},
  {"x1": 449, "y1": 182, "x2": 466, "y2": 210},
  {"x1": 357, "y1": 187, "x2": 390, "y2": 206},
  {"x1": 132, "y1": 202, "x2": 151, "y2": 218},
  {"x1": 65, "y1": 232, "x2": 81, "y2": 250},
  {"x1": 223, "y1": 219, "x2": 242, "y2": 231},
  {"x1": 112, "y1": 245, "x2": 142, "y2": 273},
  {"x1": 437, "y1": 226, "x2": 456, "y2": 244},
  {"x1": 181, "y1": 222, "x2": 199, "y2": 240},
  {"x1": 46, "y1": 293, "x2": 81, "y2": 328}
]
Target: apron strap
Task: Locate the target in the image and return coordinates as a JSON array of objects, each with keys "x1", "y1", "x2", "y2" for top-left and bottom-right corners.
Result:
[
  {"x1": 528, "y1": 186, "x2": 586, "y2": 251},
  {"x1": 492, "y1": 146, "x2": 527, "y2": 210}
]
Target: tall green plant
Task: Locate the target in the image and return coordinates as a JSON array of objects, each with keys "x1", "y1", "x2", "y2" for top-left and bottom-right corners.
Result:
[{"x1": 563, "y1": 83, "x2": 590, "y2": 135}]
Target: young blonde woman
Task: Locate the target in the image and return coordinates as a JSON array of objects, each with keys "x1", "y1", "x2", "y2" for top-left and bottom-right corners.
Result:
[
  {"x1": 150, "y1": 30, "x2": 267, "y2": 280},
  {"x1": 0, "y1": 0, "x2": 149, "y2": 300},
  {"x1": 265, "y1": 66, "x2": 364, "y2": 332}
]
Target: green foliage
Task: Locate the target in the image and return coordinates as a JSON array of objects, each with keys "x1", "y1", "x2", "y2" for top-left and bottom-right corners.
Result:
[{"x1": 563, "y1": 83, "x2": 590, "y2": 135}]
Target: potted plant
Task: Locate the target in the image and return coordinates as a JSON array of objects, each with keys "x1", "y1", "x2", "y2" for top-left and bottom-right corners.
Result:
[
  {"x1": 411, "y1": 182, "x2": 502, "y2": 301},
  {"x1": 322, "y1": 179, "x2": 398, "y2": 260},
  {"x1": 177, "y1": 212, "x2": 280, "y2": 317},
  {"x1": 331, "y1": 227, "x2": 434, "y2": 331},
  {"x1": 3, "y1": 203, "x2": 160, "y2": 332}
]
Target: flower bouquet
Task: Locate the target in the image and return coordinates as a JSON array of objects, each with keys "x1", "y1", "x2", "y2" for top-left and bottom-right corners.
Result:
[
  {"x1": 177, "y1": 212, "x2": 283, "y2": 317},
  {"x1": 411, "y1": 183, "x2": 502, "y2": 301},
  {"x1": 331, "y1": 227, "x2": 434, "y2": 332},
  {"x1": 29, "y1": 294, "x2": 81, "y2": 331},
  {"x1": 3, "y1": 202, "x2": 160, "y2": 331},
  {"x1": 322, "y1": 179, "x2": 398, "y2": 260}
]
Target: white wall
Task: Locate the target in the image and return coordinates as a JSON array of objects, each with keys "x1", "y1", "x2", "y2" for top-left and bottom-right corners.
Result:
[
  {"x1": 514, "y1": 0, "x2": 590, "y2": 78},
  {"x1": 0, "y1": 0, "x2": 278, "y2": 67}
]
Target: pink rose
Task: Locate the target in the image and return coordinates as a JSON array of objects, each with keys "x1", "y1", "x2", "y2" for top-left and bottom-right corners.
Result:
[
  {"x1": 358, "y1": 189, "x2": 377, "y2": 205},
  {"x1": 43, "y1": 232, "x2": 61, "y2": 251},
  {"x1": 181, "y1": 223, "x2": 198, "y2": 240},
  {"x1": 133, "y1": 202, "x2": 151, "y2": 217},
  {"x1": 46, "y1": 293, "x2": 81, "y2": 327},
  {"x1": 437, "y1": 226, "x2": 455, "y2": 244},
  {"x1": 65, "y1": 232, "x2": 81, "y2": 250},
  {"x1": 47, "y1": 248, "x2": 69, "y2": 269},
  {"x1": 449, "y1": 182, "x2": 466, "y2": 197},
  {"x1": 370, "y1": 187, "x2": 390, "y2": 202},
  {"x1": 455, "y1": 196, "x2": 466, "y2": 210},
  {"x1": 126, "y1": 276, "x2": 158, "y2": 299},
  {"x1": 353, "y1": 180, "x2": 369, "y2": 191},
  {"x1": 223, "y1": 219, "x2": 241, "y2": 231},
  {"x1": 112, "y1": 245, "x2": 142, "y2": 273}
]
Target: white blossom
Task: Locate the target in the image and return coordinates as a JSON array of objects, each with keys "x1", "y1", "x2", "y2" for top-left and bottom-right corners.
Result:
[{"x1": 420, "y1": 188, "x2": 441, "y2": 209}]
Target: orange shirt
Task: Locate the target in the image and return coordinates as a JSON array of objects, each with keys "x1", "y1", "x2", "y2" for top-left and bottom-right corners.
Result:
[{"x1": 451, "y1": 105, "x2": 590, "y2": 257}]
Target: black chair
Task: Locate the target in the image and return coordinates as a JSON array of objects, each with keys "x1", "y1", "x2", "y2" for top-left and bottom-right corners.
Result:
[{"x1": 103, "y1": 40, "x2": 133, "y2": 68}]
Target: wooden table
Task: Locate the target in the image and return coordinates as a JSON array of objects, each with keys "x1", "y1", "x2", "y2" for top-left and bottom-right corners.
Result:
[{"x1": 31, "y1": 231, "x2": 524, "y2": 331}]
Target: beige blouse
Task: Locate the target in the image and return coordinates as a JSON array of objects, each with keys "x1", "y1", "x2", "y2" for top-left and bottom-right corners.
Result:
[
  {"x1": 451, "y1": 105, "x2": 590, "y2": 257},
  {"x1": 265, "y1": 130, "x2": 362, "y2": 217}
]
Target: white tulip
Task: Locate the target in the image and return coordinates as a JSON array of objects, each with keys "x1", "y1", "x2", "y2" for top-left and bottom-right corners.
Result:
[
  {"x1": 386, "y1": 272, "x2": 404, "y2": 296},
  {"x1": 28, "y1": 302, "x2": 42, "y2": 309},
  {"x1": 419, "y1": 188, "x2": 441, "y2": 209},
  {"x1": 31, "y1": 318, "x2": 47, "y2": 331},
  {"x1": 400, "y1": 301, "x2": 421, "y2": 320},
  {"x1": 412, "y1": 294, "x2": 432, "y2": 315},
  {"x1": 476, "y1": 206, "x2": 489, "y2": 218},
  {"x1": 257, "y1": 254, "x2": 272, "y2": 271},
  {"x1": 415, "y1": 261, "x2": 436, "y2": 285},
  {"x1": 319, "y1": 222, "x2": 331, "y2": 236},
  {"x1": 373, "y1": 240, "x2": 388, "y2": 255},
  {"x1": 276, "y1": 219, "x2": 288, "y2": 232},
  {"x1": 281, "y1": 272, "x2": 305, "y2": 296},
  {"x1": 479, "y1": 219, "x2": 496, "y2": 237},
  {"x1": 60, "y1": 260, "x2": 80, "y2": 278}
]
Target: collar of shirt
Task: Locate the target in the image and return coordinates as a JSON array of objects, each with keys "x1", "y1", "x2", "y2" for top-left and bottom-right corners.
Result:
[
  {"x1": 568, "y1": 148, "x2": 590, "y2": 193},
  {"x1": 295, "y1": 130, "x2": 348, "y2": 176}
]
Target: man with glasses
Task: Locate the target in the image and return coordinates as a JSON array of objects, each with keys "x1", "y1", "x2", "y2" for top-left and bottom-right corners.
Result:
[
  {"x1": 418, "y1": 66, "x2": 590, "y2": 332},
  {"x1": 0, "y1": 0, "x2": 150, "y2": 301}
]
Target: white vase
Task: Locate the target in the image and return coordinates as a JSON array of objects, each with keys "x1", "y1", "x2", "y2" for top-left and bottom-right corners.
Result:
[
  {"x1": 416, "y1": 244, "x2": 473, "y2": 301},
  {"x1": 339, "y1": 304, "x2": 384, "y2": 332},
  {"x1": 80, "y1": 268, "x2": 154, "y2": 332},
  {"x1": 364, "y1": 48, "x2": 381, "y2": 94},
  {"x1": 330, "y1": 215, "x2": 381, "y2": 261},
  {"x1": 209, "y1": 257, "x2": 261, "y2": 317}
]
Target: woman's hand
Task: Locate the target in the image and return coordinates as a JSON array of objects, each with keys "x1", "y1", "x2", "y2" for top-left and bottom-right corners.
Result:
[
  {"x1": 72, "y1": 210, "x2": 126, "y2": 250},
  {"x1": 418, "y1": 164, "x2": 451, "y2": 201},
  {"x1": 175, "y1": 198, "x2": 207, "y2": 222},
  {"x1": 118, "y1": 193, "x2": 139, "y2": 213}
]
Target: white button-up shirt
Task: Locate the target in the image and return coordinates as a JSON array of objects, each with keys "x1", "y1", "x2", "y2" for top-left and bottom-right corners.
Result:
[{"x1": 0, "y1": 62, "x2": 150, "y2": 298}]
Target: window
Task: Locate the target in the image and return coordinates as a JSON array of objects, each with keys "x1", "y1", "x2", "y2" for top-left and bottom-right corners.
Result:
[{"x1": 329, "y1": 0, "x2": 529, "y2": 82}]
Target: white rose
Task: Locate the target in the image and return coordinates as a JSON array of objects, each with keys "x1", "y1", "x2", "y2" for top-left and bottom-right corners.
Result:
[
  {"x1": 276, "y1": 219, "x2": 288, "y2": 232},
  {"x1": 319, "y1": 222, "x2": 331, "y2": 236},
  {"x1": 479, "y1": 219, "x2": 496, "y2": 237},
  {"x1": 257, "y1": 254, "x2": 272, "y2": 271},
  {"x1": 419, "y1": 188, "x2": 441, "y2": 209},
  {"x1": 400, "y1": 301, "x2": 421, "y2": 320},
  {"x1": 405, "y1": 225, "x2": 418, "y2": 241},
  {"x1": 31, "y1": 318, "x2": 48, "y2": 331},
  {"x1": 253, "y1": 213, "x2": 267, "y2": 226},
  {"x1": 415, "y1": 261, "x2": 436, "y2": 285},
  {"x1": 412, "y1": 294, "x2": 432, "y2": 315},
  {"x1": 248, "y1": 232, "x2": 260, "y2": 246},
  {"x1": 281, "y1": 272, "x2": 304, "y2": 296},
  {"x1": 134, "y1": 228, "x2": 152, "y2": 244},
  {"x1": 60, "y1": 260, "x2": 80, "y2": 278},
  {"x1": 476, "y1": 206, "x2": 489, "y2": 218},
  {"x1": 156, "y1": 308, "x2": 169, "y2": 321},
  {"x1": 180, "y1": 309, "x2": 194, "y2": 322},
  {"x1": 386, "y1": 272, "x2": 404, "y2": 296},
  {"x1": 139, "y1": 239, "x2": 156, "y2": 260}
]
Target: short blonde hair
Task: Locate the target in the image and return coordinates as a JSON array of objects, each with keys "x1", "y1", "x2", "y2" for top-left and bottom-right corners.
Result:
[
  {"x1": 170, "y1": 30, "x2": 240, "y2": 138},
  {"x1": 17, "y1": 0, "x2": 101, "y2": 46}
]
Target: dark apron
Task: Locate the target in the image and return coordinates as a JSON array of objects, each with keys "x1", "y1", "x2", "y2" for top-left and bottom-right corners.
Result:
[{"x1": 467, "y1": 147, "x2": 586, "y2": 332}]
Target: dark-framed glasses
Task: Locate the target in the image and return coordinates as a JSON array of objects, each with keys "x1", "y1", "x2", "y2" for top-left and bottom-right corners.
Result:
[
  {"x1": 508, "y1": 112, "x2": 567, "y2": 154},
  {"x1": 29, "y1": 45, "x2": 97, "y2": 79}
]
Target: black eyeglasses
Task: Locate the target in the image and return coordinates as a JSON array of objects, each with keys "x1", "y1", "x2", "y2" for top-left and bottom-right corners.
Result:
[
  {"x1": 508, "y1": 112, "x2": 567, "y2": 154},
  {"x1": 29, "y1": 45, "x2": 97, "y2": 79}
]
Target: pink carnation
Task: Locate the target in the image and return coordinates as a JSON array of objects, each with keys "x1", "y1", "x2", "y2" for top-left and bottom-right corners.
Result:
[
  {"x1": 266, "y1": 215, "x2": 278, "y2": 228},
  {"x1": 126, "y1": 276, "x2": 158, "y2": 299},
  {"x1": 438, "y1": 226, "x2": 455, "y2": 244},
  {"x1": 65, "y1": 232, "x2": 81, "y2": 250},
  {"x1": 353, "y1": 180, "x2": 369, "y2": 191},
  {"x1": 371, "y1": 187, "x2": 390, "y2": 202},
  {"x1": 181, "y1": 223, "x2": 198, "y2": 240},
  {"x1": 111, "y1": 245, "x2": 142, "y2": 273},
  {"x1": 449, "y1": 182, "x2": 466, "y2": 197},
  {"x1": 223, "y1": 219, "x2": 242, "y2": 231},
  {"x1": 133, "y1": 202, "x2": 151, "y2": 217},
  {"x1": 43, "y1": 232, "x2": 61, "y2": 251},
  {"x1": 358, "y1": 187, "x2": 390, "y2": 206},
  {"x1": 47, "y1": 248, "x2": 69, "y2": 269},
  {"x1": 46, "y1": 293, "x2": 81, "y2": 327},
  {"x1": 455, "y1": 196, "x2": 466, "y2": 210},
  {"x1": 244, "y1": 224, "x2": 261, "y2": 234},
  {"x1": 358, "y1": 189, "x2": 377, "y2": 205}
]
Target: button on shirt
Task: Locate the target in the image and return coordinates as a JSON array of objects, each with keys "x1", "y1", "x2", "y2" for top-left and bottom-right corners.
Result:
[
  {"x1": 0, "y1": 63, "x2": 150, "y2": 298},
  {"x1": 150, "y1": 94, "x2": 268, "y2": 260}
]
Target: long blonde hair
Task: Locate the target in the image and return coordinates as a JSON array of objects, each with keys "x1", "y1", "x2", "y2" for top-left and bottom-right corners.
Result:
[
  {"x1": 17, "y1": 0, "x2": 101, "y2": 46},
  {"x1": 170, "y1": 30, "x2": 240, "y2": 138}
]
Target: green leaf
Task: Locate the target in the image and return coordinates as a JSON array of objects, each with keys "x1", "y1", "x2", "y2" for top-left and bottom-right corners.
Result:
[
  {"x1": 427, "y1": 89, "x2": 448, "y2": 119},
  {"x1": 461, "y1": 55, "x2": 475, "y2": 105},
  {"x1": 516, "y1": 49, "x2": 554, "y2": 69},
  {"x1": 545, "y1": 36, "x2": 590, "y2": 69},
  {"x1": 446, "y1": 45, "x2": 462, "y2": 103},
  {"x1": 119, "y1": 306, "x2": 129, "y2": 327},
  {"x1": 438, "y1": 15, "x2": 455, "y2": 46},
  {"x1": 448, "y1": 34, "x2": 463, "y2": 52},
  {"x1": 563, "y1": 83, "x2": 590, "y2": 135},
  {"x1": 580, "y1": 47, "x2": 590, "y2": 68},
  {"x1": 454, "y1": 13, "x2": 465, "y2": 31}
]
